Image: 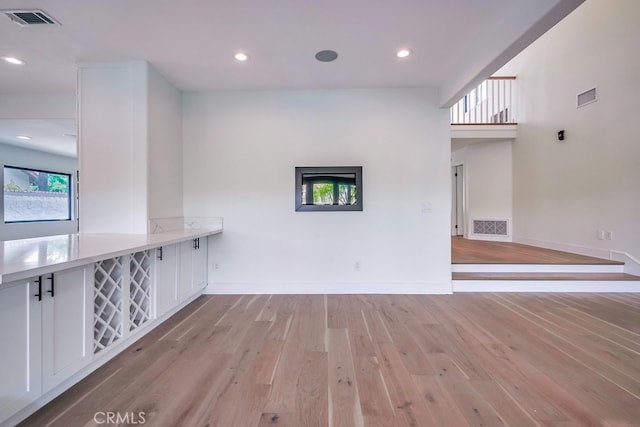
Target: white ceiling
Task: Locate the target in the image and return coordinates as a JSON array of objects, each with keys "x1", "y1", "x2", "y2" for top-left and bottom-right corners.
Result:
[
  {"x1": 0, "y1": 0, "x2": 584, "y2": 103},
  {"x1": 0, "y1": 0, "x2": 584, "y2": 157},
  {"x1": 0, "y1": 119, "x2": 76, "y2": 157}
]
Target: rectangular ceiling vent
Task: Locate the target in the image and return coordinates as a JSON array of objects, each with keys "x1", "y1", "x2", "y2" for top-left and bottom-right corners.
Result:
[
  {"x1": 2, "y1": 9, "x2": 60, "y2": 26},
  {"x1": 577, "y1": 87, "x2": 597, "y2": 108}
]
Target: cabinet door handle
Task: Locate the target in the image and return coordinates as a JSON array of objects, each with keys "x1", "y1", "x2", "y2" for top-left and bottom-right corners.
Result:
[
  {"x1": 34, "y1": 276, "x2": 42, "y2": 301},
  {"x1": 157, "y1": 246, "x2": 163, "y2": 261},
  {"x1": 47, "y1": 273, "x2": 55, "y2": 297},
  {"x1": 193, "y1": 238, "x2": 199, "y2": 250}
]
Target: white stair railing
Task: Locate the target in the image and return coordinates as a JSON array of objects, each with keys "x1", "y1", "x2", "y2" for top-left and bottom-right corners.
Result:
[{"x1": 451, "y1": 76, "x2": 516, "y2": 124}]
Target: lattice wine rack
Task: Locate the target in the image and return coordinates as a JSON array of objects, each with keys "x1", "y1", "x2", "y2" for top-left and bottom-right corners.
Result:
[
  {"x1": 94, "y1": 257, "x2": 124, "y2": 353},
  {"x1": 93, "y1": 251, "x2": 153, "y2": 354},
  {"x1": 129, "y1": 250, "x2": 152, "y2": 331}
]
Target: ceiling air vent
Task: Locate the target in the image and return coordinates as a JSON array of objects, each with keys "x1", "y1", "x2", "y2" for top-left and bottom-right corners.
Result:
[
  {"x1": 577, "y1": 87, "x2": 597, "y2": 108},
  {"x1": 2, "y1": 9, "x2": 60, "y2": 26}
]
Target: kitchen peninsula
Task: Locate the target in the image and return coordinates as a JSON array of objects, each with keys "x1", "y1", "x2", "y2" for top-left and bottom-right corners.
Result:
[{"x1": 0, "y1": 227, "x2": 222, "y2": 425}]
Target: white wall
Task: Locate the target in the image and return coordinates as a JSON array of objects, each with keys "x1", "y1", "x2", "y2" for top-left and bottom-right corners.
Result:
[
  {"x1": 0, "y1": 143, "x2": 77, "y2": 240},
  {"x1": 183, "y1": 88, "x2": 451, "y2": 294},
  {"x1": 500, "y1": 0, "x2": 640, "y2": 266},
  {"x1": 147, "y1": 65, "x2": 183, "y2": 222},
  {"x1": 78, "y1": 61, "x2": 183, "y2": 234},
  {"x1": 452, "y1": 141, "x2": 513, "y2": 241},
  {"x1": 78, "y1": 62, "x2": 149, "y2": 234},
  {"x1": 0, "y1": 93, "x2": 75, "y2": 119}
]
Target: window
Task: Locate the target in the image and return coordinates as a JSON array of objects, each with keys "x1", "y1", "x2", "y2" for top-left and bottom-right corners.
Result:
[
  {"x1": 3, "y1": 165, "x2": 72, "y2": 223},
  {"x1": 295, "y1": 166, "x2": 363, "y2": 211}
]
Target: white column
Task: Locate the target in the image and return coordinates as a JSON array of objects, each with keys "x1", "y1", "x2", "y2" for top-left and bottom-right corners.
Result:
[{"x1": 77, "y1": 61, "x2": 149, "y2": 233}]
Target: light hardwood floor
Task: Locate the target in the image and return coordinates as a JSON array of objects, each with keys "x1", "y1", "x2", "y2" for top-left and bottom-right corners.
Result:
[
  {"x1": 451, "y1": 237, "x2": 624, "y2": 265},
  {"x1": 21, "y1": 294, "x2": 640, "y2": 426}
]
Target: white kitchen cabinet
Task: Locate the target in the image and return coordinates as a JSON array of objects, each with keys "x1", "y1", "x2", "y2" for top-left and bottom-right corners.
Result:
[
  {"x1": 0, "y1": 279, "x2": 42, "y2": 424},
  {"x1": 154, "y1": 244, "x2": 178, "y2": 317},
  {"x1": 192, "y1": 237, "x2": 208, "y2": 291},
  {"x1": 0, "y1": 231, "x2": 220, "y2": 425},
  {"x1": 41, "y1": 267, "x2": 92, "y2": 392},
  {"x1": 179, "y1": 237, "x2": 208, "y2": 301},
  {"x1": 0, "y1": 267, "x2": 90, "y2": 424}
]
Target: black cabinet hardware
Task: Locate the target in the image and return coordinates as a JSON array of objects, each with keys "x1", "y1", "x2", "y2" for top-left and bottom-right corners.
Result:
[
  {"x1": 158, "y1": 246, "x2": 163, "y2": 261},
  {"x1": 34, "y1": 276, "x2": 42, "y2": 301},
  {"x1": 47, "y1": 273, "x2": 55, "y2": 297},
  {"x1": 194, "y1": 238, "x2": 200, "y2": 250}
]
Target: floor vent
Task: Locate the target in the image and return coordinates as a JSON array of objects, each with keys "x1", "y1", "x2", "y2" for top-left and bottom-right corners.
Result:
[
  {"x1": 2, "y1": 9, "x2": 60, "y2": 26},
  {"x1": 473, "y1": 219, "x2": 508, "y2": 236},
  {"x1": 577, "y1": 87, "x2": 597, "y2": 108}
]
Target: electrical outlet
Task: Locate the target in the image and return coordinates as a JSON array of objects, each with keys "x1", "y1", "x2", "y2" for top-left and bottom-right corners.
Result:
[
  {"x1": 214, "y1": 263, "x2": 220, "y2": 270},
  {"x1": 597, "y1": 230, "x2": 605, "y2": 240},
  {"x1": 354, "y1": 261, "x2": 360, "y2": 270},
  {"x1": 605, "y1": 231, "x2": 613, "y2": 241}
]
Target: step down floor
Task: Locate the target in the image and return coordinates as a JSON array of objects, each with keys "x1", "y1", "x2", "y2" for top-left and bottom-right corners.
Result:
[{"x1": 451, "y1": 237, "x2": 640, "y2": 292}]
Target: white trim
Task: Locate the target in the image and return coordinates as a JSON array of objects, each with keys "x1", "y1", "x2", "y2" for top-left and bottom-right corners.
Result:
[
  {"x1": 204, "y1": 281, "x2": 453, "y2": 295},
  {"x1": 452, "y1": 263, "x2": 624, "y2": 273},
  {"x1": 513, "y1": 236, "x2": 639, "y2": 275},
  {"x1": 453, "y1": 280, "x2": 640, "y2": 293},
  {"x1": 610, "y1": 250, "x2": 640, "y2": 276}
]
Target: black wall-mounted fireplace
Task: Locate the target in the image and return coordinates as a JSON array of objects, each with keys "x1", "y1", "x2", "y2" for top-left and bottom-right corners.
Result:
[{"x1": 295, "y1": 166, "x2": 363, "y2": 212}]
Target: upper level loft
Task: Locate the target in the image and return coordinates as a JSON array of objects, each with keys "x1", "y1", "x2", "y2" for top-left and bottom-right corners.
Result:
[{"x1": 451, "y1": 76, "x2": 517, "y2": 141}]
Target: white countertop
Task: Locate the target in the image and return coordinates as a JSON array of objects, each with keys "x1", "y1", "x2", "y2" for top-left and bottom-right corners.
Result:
[{"x1": 0, "y1": 228, "x2": 222, "y2": 285}]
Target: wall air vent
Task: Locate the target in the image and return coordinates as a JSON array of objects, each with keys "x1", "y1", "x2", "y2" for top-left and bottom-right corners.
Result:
[
  {"x1": 2, "y1": 9, "x2": 60, "y2": 26},
  {"x1": 577, "y1": 87, "x2": 597, "y2": 108},
  {"x1": 472, "y1": 219, "x2": 509, "y2": 236}
]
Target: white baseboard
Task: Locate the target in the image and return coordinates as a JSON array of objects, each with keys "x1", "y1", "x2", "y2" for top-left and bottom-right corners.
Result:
[
  {"x1": 452, "y1": 263, "x2": 624, "y2": 273},
  {"x1": 204, "y1": 281, "x2": 453, "y2": 295},
  {"x1": 513, "y1": 236, "x2": 640, "y2": 276},
  {"x1": 513, "y1": 236, "x2": 608, "y2": 259},
  {"x1": 453, "y1": 280, "x2": 640, "y2": 293}
]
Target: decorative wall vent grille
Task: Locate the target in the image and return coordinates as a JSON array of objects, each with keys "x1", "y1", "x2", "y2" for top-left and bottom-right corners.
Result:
[
  {"x1": 2, "y1": 9, "x2": 59, "y2": 26},
  {"x1": 129, "y1": 251, "x2": 151, "y2": 331},
  {"x1": 94, "y1": 257, "x2": 123, "y2": 353},
  {"x1": 473, "y1": 219, "x2": 508, "y2": 236},
  {"x1": 577, "y1": 87, "x2": 597, "y2": 108}
]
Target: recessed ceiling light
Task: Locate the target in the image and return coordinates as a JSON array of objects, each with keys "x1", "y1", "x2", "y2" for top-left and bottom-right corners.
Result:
[
  {"x1": 396, "y1": 49, "x2": 412, "y2": 59},
  {"x1": 2, "y1": 56, "x2": 25, "y2": 65},
  {"x1": 16, "y1": 135, "x2": 31, "y2": 140},
  {"x1": 234, "y1": 52, "x2": 249, "y2": 62}
]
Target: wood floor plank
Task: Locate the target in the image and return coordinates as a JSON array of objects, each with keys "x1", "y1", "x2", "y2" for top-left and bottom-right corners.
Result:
[
  {"x1": 262, "y1": 337, "x2": 305, "y2": 416},
  {"x1": 352, "y1": 355, "x2": 394, "y2": 421},
  {"x1": 295, "y1": 351, "x2": 328, "y2": 427},
  {"x1": 247, "y1": 339, "x2": 285, "y2": 385},
  {"x1": 327, "y1": 294, "x2": 350, "y2": 328},
  {"x1": 345, "y1": 310, "x2": 376, "y2": 359},
  {"x1": 327, "y1": 328, "x2": 363, "y2": 427},
  {"x1": 374, "y1": 341, "x2": 438, "y2": 427},
  {"x1": 410, "y1": 374, "x2": 470, "y2": 426}
]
